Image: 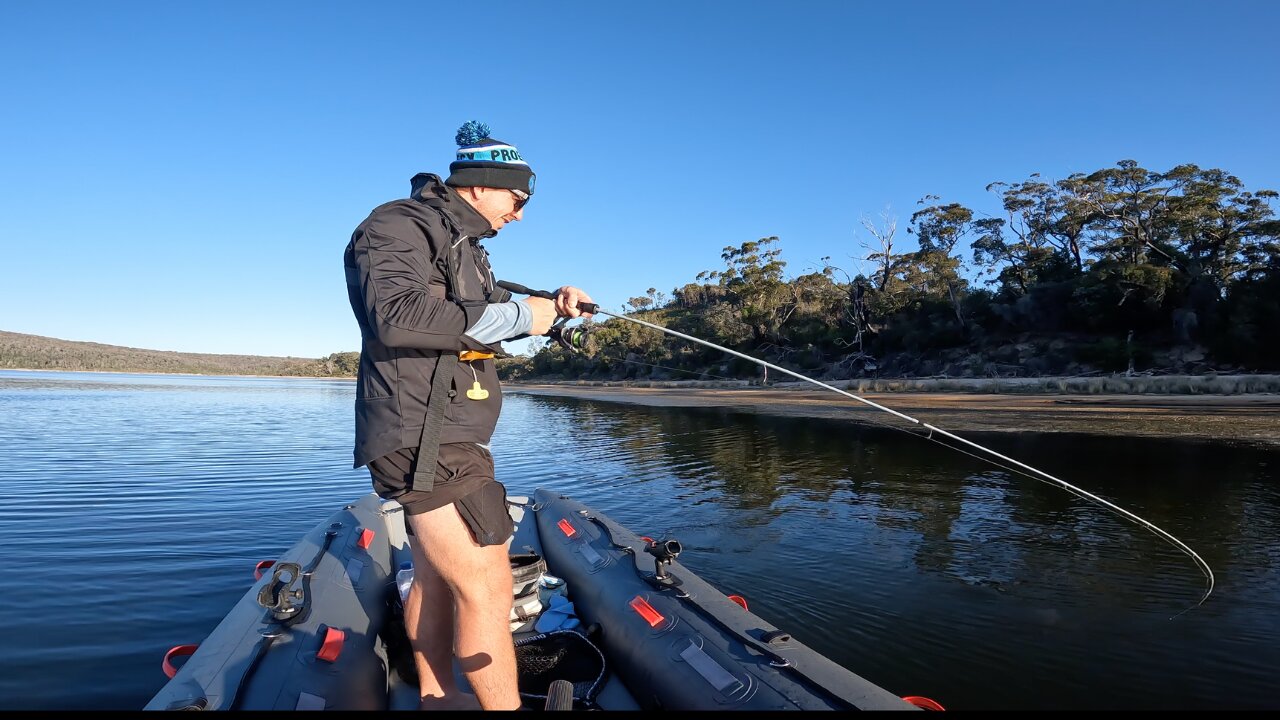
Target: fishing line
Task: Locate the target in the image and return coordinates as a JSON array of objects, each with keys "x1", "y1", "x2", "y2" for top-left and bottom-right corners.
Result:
[{"x1": 499, "y1": 282, "x2": 1214, "y2": 614}]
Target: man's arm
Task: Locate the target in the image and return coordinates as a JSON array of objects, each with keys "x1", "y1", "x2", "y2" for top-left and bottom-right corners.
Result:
[
  {"x1": 463, "y1": 301, "x2": 534, "y2": 345},
  {"x1": 347, "y1": 207, "x2": 484, "y2": 351}
]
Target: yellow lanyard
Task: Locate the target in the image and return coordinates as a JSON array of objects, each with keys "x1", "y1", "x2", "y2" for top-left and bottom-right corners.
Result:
[{"x1": 460, "y1": 354, "x2": 491, "y2": 400}]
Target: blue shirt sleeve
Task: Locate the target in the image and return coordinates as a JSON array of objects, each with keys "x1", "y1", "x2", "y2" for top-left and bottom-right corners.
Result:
[{"x1": 463, "y1": 301, "x2": 534, "y2": 345}]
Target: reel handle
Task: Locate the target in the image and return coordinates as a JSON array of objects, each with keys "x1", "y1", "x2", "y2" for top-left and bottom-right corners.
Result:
[{"x1": 498, "y1": 280, "x2": 599, "y2": 315}]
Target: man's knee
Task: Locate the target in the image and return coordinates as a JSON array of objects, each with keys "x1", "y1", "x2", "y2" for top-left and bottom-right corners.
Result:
[
  {"x1": 430, "y1": 571, "x2": 506, "y2": 626},
  {"x1": 410, "y1": 508, "x2": 507, "y2": 586}
]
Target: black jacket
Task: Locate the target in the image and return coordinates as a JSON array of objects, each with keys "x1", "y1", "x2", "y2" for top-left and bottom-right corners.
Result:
[{"x1": 344, "y1": 174, "x2": 512, "y2": 468}]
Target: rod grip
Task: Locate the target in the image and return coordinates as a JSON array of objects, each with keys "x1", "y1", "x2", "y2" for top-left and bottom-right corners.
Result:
[
  {"x1": 496, "y1": 280, "x2": 554, "y2": 300},
  {"x1": 498, "y1": 280, "x2": 598, "y2": 315}
]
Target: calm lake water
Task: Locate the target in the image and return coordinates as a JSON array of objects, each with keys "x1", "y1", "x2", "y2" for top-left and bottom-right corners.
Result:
[{"x1": 0, "y1": 370, "x2": 1276, "y2": 710}]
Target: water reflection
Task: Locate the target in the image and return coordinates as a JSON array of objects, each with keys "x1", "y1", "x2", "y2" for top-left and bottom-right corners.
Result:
[
  {"x1": 1, "y1": 371, "x2": 1274, "y2": 710},
  {"x1": 531, "y1": 395, "x2": 1221, "y2": 600},
  {"x1": 0, "y1": 370, "x2": 354, "y2": 395},
  {"x1": 508, "y1": 394, "x2": 1280, "y2": 709}
]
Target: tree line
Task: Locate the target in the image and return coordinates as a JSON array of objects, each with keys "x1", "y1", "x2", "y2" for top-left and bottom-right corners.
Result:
[
  {"x1": 0, "y1": 330, "x2": 359, "y2": 378},
  {"x1": 502, "y1": 160, "x2": 1280, "y2": 381}
]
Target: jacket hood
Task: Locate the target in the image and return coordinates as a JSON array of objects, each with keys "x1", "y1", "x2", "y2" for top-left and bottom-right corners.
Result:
[{"x1": 409, "y1": 173, "x2": 497, "y2": 240}]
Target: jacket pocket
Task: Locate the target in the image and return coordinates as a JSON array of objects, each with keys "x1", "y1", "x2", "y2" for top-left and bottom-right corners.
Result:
[
  {"x1": 354, "y1": 395, "x2": 400, "y2": 460},
  {"x1": 357, "y1": 354, "x2": 394, "y2": 400}
]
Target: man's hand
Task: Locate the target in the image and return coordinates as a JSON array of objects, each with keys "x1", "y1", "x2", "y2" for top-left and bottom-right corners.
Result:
[
  {"x1": 554, "y1": 286, "x2": 596, "y2": 319},
  {"x1": 523, "y1": 296, "x2": 557, "y2": 335}
]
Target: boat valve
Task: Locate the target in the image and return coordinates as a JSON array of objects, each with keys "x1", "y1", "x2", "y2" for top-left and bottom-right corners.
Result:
[{"x1": 645, "y1": 539, "x2": 682, "y2": 583}]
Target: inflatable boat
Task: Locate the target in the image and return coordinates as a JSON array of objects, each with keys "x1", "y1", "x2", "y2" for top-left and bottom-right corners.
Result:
[{"x1": 145, "y1": 490, "x2": 936, "y2": 711}]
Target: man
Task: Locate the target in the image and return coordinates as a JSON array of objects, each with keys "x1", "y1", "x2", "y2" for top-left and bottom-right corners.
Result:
[{"x1": 343, "y1": 121, "x2": 593, "y2": 710}]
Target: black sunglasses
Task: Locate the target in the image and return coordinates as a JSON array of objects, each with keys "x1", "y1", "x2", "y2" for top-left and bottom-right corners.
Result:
[{"x1": 509, "y1": 189, "x2": 529, "y2": 212}]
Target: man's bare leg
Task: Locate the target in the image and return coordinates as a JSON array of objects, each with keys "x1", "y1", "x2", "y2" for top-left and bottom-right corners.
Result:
[
  {"x1": 402, "y1": 542, "x2": 480, "y2": 709},
  {"x1": 407, "y1": 503, "x2": 519, "y2": 711}
]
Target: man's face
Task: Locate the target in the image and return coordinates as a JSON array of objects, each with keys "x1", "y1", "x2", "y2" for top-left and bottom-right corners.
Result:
[{"x1": 462, "y1": 187, "x2": 525, "y2": 232}]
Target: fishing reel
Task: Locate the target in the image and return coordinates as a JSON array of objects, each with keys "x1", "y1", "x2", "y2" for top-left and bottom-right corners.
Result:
[
  {"x1": 547, "y1": 317, "x2": 590, "y2": 353},
  {"x1": 496, "y1": 280, "x2": 594, "y2": 354}
]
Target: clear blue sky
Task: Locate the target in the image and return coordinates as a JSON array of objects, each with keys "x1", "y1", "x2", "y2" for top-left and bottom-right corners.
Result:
[{"x1": 2, "y1": 1, "x2": 1277, "y2": 358}]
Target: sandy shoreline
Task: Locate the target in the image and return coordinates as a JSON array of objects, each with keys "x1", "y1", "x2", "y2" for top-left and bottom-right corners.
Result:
[
  {"x1": 508, "y1": 383, "x2": 1280, "y2": 447},
  {"x1": 5, "y1": 367, "x2": 1275, "y2": 445}
]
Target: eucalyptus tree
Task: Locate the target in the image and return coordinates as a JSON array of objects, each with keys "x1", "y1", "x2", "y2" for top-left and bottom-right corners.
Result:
[
  {"x1": 907, "y1": 198, "x2": 973, "y2": 328},
  {"x1": 717, "y1": 236, "x2": 793, "y2": 344}
]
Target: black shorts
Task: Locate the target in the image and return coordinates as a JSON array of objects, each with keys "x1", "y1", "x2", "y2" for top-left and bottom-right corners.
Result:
[{"x1": 367, "y1": 443, "x2": 514, "y2": 547}]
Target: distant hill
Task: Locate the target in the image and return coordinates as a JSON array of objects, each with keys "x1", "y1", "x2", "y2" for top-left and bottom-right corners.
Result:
[{"x1": 0, "y1": 330, "x2": 357, "y2": 378}]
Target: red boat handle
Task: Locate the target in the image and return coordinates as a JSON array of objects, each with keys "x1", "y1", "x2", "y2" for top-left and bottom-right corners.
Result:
[{"x1": 162, "y1": 644, "x2": 199, "y2": 679}]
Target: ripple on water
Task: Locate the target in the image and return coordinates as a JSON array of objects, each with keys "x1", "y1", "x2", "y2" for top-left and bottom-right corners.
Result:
[{"x1": 0, "y1": 373, "x2": 1277, "y2": 710}]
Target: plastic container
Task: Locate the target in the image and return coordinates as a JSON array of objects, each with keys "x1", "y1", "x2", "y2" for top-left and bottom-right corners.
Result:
[
  {"x1": 538, "y1": 573, "x2": 568, "y2": 605},
  {"x1": 396, "y1": 561, "x2": 414, "y2": 605}
]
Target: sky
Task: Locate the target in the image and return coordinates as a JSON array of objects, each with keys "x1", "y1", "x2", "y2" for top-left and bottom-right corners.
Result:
[{"x1": 1, "y1": 1, "x2": 1277, "y2": 358}]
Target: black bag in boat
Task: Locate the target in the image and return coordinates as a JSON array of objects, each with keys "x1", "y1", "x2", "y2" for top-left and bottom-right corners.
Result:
[{"x1": 514, "y1": 629, "x2": 607, "y2": 707}]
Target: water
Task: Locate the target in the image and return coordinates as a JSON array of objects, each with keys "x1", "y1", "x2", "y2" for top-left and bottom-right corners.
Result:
[{"x1": 0, "y1": 370, "x2": 1276, "y2": 710}]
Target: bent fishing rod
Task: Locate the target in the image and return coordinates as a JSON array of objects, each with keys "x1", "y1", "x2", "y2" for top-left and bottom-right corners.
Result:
[{"x1": 498, "y1": 280, "x2": 1215, "y2": 613}]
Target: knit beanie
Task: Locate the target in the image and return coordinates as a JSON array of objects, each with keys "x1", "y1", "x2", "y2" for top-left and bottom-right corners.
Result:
[{"x1": 445, "y1": 121, "x2": 536, "y2": 197}]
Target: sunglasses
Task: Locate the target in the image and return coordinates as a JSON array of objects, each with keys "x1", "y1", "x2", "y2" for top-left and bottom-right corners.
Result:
[{"x1": 509, "y1": 189, "x2": 529, "y2": 212}]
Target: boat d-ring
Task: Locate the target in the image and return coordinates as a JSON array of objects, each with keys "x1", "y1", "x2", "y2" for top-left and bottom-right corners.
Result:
[
  {"x1": 253, "y1": 560, "x2": 275, "y2": 581},
  {"x1": 162, "y1": 644, "x2": 199, "y2": 679}
]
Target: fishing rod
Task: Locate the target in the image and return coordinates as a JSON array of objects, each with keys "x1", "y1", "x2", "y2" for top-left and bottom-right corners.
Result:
[
  {"x1": 498, "y1": 280, "x2": 1215, "y2": 613},
  {"x1": 538, "y1": 313, "x2": 742, "y2": 382}
]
